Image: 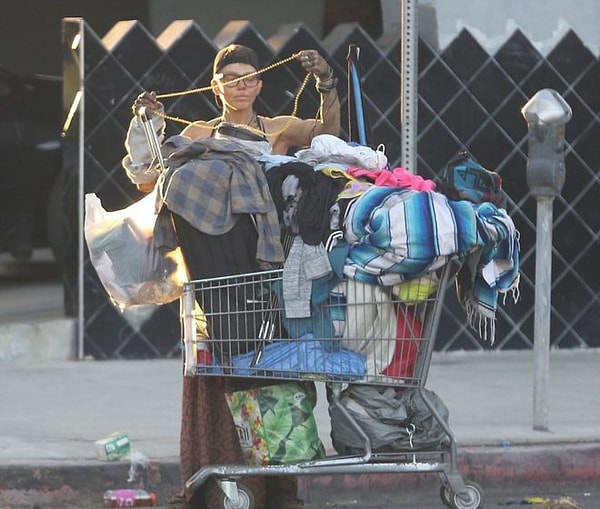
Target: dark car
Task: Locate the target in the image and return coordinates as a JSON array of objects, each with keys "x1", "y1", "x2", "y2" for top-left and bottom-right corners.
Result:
[{"x1": 0, "y1": 65, "x2": 63, "y2": 262}]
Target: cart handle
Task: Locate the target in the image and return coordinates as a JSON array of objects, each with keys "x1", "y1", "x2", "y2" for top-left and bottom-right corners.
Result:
[{"x1": 137, "y1": 106, "x2": 167, "y2": 172}]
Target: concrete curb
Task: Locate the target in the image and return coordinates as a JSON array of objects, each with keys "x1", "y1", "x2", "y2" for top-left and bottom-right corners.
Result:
[
  {"x1": 0, "y1": 461, "x2": 180, "y2": 508},
  {"x1": 0, "y1": 317, "x2": 76, "y2": 363},
  {"x1": 457, "y1": 443, "x2": 600, "y2": 485},
  {"x1": 2, "y1": 443, "x2": 598, "y2": 507}
]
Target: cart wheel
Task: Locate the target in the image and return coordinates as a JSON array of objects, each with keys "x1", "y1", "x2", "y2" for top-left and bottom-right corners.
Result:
[
  {"x1": 219, "y1": 482, "x2": 254, "y2": 509},
  {"x1": 440, "y1": 485, "x2": 453, "y2": 507},
  {"x1": 450, "y1": 480, "x2": 484, "y2": 509}
]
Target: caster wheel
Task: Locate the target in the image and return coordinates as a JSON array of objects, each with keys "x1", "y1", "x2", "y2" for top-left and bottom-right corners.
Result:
[
  {"x1": 219, "y1": 482, "x2": 254, "y2": 509},
  {"x1": 440, "y1": 485, "x2": 453, "y2": 507},
  {"x1": 450, "y1": 480, "x2": 485, "y2": 509}
]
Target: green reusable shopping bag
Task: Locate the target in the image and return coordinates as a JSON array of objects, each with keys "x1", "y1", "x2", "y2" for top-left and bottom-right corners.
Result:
[{"x1": 225, "y1": 382, "x2": 325, "y2": 466}]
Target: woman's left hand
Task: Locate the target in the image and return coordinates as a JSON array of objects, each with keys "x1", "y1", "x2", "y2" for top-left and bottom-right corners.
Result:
[{"x1": 298, "y1": 50, "x2": 331, "y2": 79}]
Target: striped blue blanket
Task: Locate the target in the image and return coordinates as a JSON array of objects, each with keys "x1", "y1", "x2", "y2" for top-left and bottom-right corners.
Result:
[{"x1": 343, "y1": 186, "x2": 520, "y2": 342}]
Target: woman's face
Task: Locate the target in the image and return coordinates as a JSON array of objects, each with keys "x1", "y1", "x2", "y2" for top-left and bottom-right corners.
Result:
[{"x1": 213, "y1": 62, "x2": 262, "y2": 111}]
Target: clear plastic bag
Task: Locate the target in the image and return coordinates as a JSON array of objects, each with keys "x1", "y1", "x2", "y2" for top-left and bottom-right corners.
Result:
[{"x1": 84, "y1": 190, "x2": 188, "y2": 310}]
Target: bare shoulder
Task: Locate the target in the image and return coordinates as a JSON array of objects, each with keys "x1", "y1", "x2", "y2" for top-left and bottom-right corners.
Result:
[{"x1": 263, "y1": 115, "x2": 314, "y2": 148}]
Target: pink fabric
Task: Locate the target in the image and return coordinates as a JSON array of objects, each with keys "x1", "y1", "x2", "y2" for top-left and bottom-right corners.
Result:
[{"x1": 348, "y1": 167, "x2": 436, "y2": 191}]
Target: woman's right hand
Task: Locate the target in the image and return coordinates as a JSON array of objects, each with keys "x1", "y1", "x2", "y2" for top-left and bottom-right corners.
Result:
[{"x1": 132, "y1": 91, "x2": 163, "y2": 117}]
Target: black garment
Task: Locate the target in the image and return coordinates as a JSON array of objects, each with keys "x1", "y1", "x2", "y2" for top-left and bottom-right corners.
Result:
[
  {"x1": 172, "y1": 213, "x2": 266, "y2": 360},
  {"x1": 172, "y1": 212, "x2": 258, "y2": 279},
  {"x1": 297, "y1": 171, "x2": 346, "y2": 245},
  {"x1": 266, "y1": 161, "x2": 316, "y2": 214},
  {"x1": 212, "y1": 116, "x2": 268, "y2": 142},
  {"x1": 266, "y1": 161, "x2": 346, "y2": 246}
]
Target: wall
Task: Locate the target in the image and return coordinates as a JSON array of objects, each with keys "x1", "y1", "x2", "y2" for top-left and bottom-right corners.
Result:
[
  {"x1": 379, "y1": 1, "x2": 600, "y2": 57},
  {"x1": 148, "y1": 0, "x2": 326, "y2": 39},
  {"x1": 412, "y1": 0, "x2": 600, "y2": 55},
  {"x1": 0, "y1": 0, "x2": 150, "y2": 75},
  {"x1": 0, "y1": 0, "x2": 328, "y2": 76},
  {"x1": 4, "y1": 0, "x2": 600, "y2": 76}
]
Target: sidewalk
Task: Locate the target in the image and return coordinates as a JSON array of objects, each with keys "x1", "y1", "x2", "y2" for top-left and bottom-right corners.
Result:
[{"x1": 1, "y1": 349, "x2": 599, "y2": 506}]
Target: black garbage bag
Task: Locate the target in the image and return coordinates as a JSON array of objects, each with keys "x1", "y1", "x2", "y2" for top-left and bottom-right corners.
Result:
[{"x1": 329, "y1": 385, "x2": 450, "y2": 454}]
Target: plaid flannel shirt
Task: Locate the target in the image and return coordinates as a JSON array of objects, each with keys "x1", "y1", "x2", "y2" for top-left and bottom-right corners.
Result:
[{"x1": 159, "y1": 136, "x2": 284, "y2": 264}]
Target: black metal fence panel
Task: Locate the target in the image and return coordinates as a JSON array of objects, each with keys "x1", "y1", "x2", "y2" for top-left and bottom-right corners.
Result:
[{"x1": 63, "y1": 19, "x2": 599, "y2": 358}]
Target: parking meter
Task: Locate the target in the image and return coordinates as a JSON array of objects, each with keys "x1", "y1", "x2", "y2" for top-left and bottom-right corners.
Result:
[
  {"x1": 521, "y1": 89, "x2": 572, "y2": 432},
  {"x1": 521, "y1": 89, "x2": 572, "y2": 198}
]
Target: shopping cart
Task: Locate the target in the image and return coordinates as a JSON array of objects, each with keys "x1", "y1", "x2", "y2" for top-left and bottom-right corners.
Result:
[{"x1": 179, "y1": 260, "x2": 484, "y2": 509}]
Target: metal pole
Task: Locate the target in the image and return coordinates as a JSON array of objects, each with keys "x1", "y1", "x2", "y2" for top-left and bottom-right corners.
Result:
[
  {"x1": 400, "y1": 0, "x2": 417, "y2": 173},
  {"x1": 68, "y1": 19, "x2": 86, "y2": 361},
  {"x1": 521, "y1": 88, "x2": 571, "y2": 432},
  {"x1": 532, "y1": 197, "x2": 553, "y2": 431}
]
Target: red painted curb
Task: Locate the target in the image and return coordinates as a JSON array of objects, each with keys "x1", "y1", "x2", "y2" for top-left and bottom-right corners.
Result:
[
  {"x1": 299, "y1": 443, "x2": 600, "y2": 495},
  {"x1": 458, "y1": 443, "x2": 600, "y2": 484}
]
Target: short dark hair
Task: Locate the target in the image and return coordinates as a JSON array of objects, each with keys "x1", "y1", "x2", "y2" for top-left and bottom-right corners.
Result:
[{"x1": 213, "y1": 44, "x2": 260, "y2": 75}]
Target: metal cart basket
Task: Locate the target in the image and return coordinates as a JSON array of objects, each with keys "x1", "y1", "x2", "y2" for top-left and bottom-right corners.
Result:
[{"x1": 180, "y1": 261, "x2": 484, "y2": 509}]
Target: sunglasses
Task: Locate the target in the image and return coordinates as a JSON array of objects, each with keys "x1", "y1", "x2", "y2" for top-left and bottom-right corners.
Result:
[{"x1": 216, "y1": 73, "x2": 260, "y2": 88}]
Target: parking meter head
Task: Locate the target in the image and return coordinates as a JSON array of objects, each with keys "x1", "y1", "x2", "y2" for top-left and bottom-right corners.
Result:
[
  {"x1": 521, "y1": 89, "x2": 572, "y2": 198},
  {"x1": 521, "y1": 88, "x2": 572, "y2": 125}
]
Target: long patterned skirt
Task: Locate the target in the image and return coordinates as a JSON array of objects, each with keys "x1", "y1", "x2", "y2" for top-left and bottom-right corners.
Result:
[{"x1": 172, "y1": 213, "x2": 297, "y2": 509}]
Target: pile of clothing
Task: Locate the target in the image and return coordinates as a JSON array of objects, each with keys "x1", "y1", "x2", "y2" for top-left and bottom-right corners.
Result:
[
  {"x1": 160, "y1": 133, "x2": 520, "y2": 378},
  {"x1": 259, "y1": 135, "x2": 520, "y2": 351}
]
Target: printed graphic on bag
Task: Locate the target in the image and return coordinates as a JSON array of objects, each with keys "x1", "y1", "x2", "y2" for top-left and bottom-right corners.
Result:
[
  {"x1": 439, "y1": 149, "x2": 506, "y2": 208},
  {"x1": 225, "y1": 382, "x2": 325, "y2": 466}
]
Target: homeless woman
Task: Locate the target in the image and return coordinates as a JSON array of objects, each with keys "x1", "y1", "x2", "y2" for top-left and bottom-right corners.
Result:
[{"x1": 121, "y1": 44, "x2": 341, "y2": 509}]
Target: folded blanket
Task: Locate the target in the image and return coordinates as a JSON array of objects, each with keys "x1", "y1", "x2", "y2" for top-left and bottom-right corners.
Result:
[
  {"x1": 343, "y1": 187, "x2": 520, "y2": 343},
  {"x1": 343, "y1": 187, "x2": 479, "y2": 285}
]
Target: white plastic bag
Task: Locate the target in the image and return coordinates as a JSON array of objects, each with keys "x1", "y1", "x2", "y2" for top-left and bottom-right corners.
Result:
[{"x1": 84, "y1": 190, "x2": 188, "y2": 310}]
